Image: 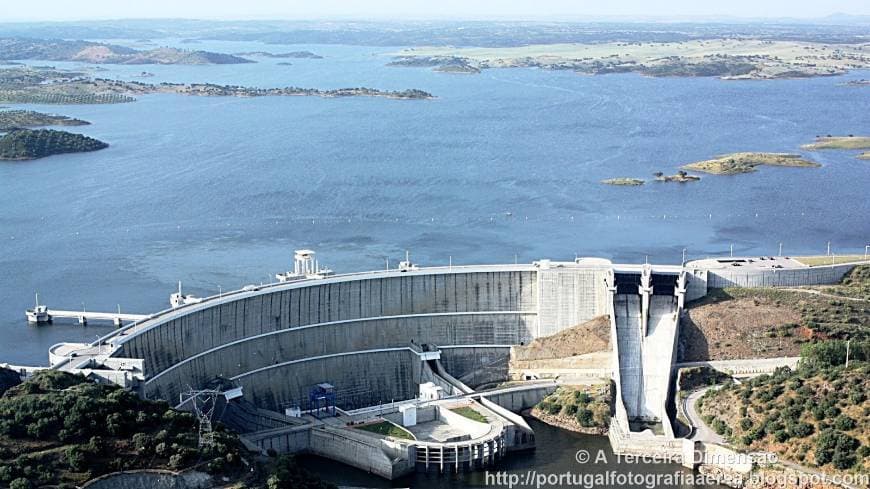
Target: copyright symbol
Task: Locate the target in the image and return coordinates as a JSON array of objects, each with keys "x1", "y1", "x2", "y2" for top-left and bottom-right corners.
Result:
[{"x1": 575, "y1": 449, "x2": 590, "y2": 464}]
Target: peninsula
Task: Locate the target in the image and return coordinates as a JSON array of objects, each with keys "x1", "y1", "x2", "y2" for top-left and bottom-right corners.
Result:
[
  {"x1": 0, "y1": 67, "x2": 434, "y2": 104},
  {"x1": 390, "y1": 39, "x2": 870, "y2": 80},
  {"x1": 0, "y1": 38, "x2": 252, "y2": 65},
  {"x1": 0, "y1": 128, "x2": 108, "y2": 160},
  {"x1": 0, "y1": 109, "x2": 89, "y2": 130},
  {"x1": 681, "y1": 152, "x2": 820, "y2": 175}
]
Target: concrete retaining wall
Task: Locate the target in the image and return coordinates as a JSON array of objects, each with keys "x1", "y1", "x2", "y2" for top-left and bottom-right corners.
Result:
[
  {"x1": 439, "y1": 346, "x2": 511, "y2": 388},
  {"x1": 706, "y1": 264, "x2": 854, "y2": 288},
  {"x1": 309, "y1": 427, "x2": 414, "y2": 479},
  {"x1": 536, "y1": 267, "x2": 609, "y2": 336},
  {"x1": 233, "y1": 349, "x2": 423, "y2": 412}
]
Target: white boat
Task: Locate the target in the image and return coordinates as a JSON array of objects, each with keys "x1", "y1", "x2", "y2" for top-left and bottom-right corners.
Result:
[
  {"x1": 25, "y1": 293, "x2": 51, "y2": 323},
  {"x1": 276, "y1": 249, "x2": 334, "y2": 282}
]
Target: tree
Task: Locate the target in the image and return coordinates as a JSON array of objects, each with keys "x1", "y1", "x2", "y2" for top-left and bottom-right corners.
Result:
[
  {"x1": 576, "y1": 409, "x2": 594, "y2": 427},
  {"x1": 10, "y1": 478, "x2": 32, "y2": 489}
]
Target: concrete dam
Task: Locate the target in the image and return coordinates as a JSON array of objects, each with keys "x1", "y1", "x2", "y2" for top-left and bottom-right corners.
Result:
[{"x1": 39, "y1": 254, "x2": 860, "y2": 478}]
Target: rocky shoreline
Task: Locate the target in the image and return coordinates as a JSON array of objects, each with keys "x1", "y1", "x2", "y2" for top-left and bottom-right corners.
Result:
[{"x1": 524, "y1": 407, "x2": 608, "y2": 436}]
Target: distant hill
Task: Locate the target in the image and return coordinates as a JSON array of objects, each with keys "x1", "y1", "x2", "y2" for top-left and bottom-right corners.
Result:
[
  {"x1": 0, "y1": 38, "x2": 253, "y2": 65},
  {"x1": 0, "y1": 128, "x2": 108, "y2": 160}
]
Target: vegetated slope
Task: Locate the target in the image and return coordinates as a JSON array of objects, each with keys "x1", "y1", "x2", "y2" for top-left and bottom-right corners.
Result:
[
  {"x1": 0, "y1": 110, "x2": 89, "y2": 130},
  {"x1": 0, "y1": 128, "x2": 107, "y2": 160},
  {"x1": 681, "y1": 265, "x2": 870, "y2": 361},
  {"x1": 697, "y1": 345, "x2": 869, "y2": 478},
  {"x1": 512, "y1": 315, "x2": 611, "y2": 361},
  {"x1": 0, "y1": 370, "x2": 336, "y2": 489},
  {"x1": 0, "y1": 370, "x2": 245, "y2": 487},
  {"x1": 530, "y1": 385, "x2": 612, "y2": 434},
  {"x1": 0, "y1": 38, "x2": 252, "y2": 65}
]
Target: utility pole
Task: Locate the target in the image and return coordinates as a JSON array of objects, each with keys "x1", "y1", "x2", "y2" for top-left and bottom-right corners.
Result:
[
  {"x1": 845, "y1": 339, "x2": 851, "y2": 368},
  {"x1": 779, "y1": 242, "x2": 783, "y2": 257},
  {"x1": 865, "y1": 245, "x2": 869, "y2": 260},
  {"x1": 448, "y1": 256, "x2": 452, "y2": 269},
  {"x1": 682, "y1": 248, "x2": 687, "y2": 266},
  {"x1": 730, "y1": 244, "x2": 733, "y2": 258},
  {"x1": 827, "y1": 241, "x2": 831, "y2": 256}
]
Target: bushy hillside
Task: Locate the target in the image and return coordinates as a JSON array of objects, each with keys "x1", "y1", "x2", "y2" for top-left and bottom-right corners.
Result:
[
  {"x1": 0, "y1": 129, "x2": 107, "y2": 160},
  {"x1": 0, "y1": 370, "x2": 245, "y2": 487},
  {"x1": 698, "y1": 352, "x2": 869, "y2": 477}
]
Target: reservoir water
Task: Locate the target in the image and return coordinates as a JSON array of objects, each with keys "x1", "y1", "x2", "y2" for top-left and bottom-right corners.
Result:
[{"x1": 0, "y1": 41, "x2": 868, "y2": 365}]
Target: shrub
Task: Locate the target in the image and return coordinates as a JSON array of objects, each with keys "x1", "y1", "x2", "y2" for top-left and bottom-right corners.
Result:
[
  {"x1": 575, "y1": 392, "x2": 591, "y2": 405},
  {"x1": 576, "y1": 409, "x2": 595, "y2": 427},
  {"x1": 815, "y1": 429, "x2": 859, "y2": 467},
  {"x1": 10, "y1": 478, "x2": 33, "y2": 489},
  {"x1": 792, "y1": 423, "x2": 815, "y2": 438},
  {"x1": 739, "y1": 418, "x2": 753, "y2": 431},
  {"x1": 834, "y1": 415, "x2": 856, "y2": 431},
  {"x1": 774, "y1": 429, "x2": 790, "y2": 442},
  {"x1": 64, "y1": 446, "x2": 86, "y2": 472},
  {"x1": 545, "y1": 403, "x2": 562, "y2": 415}
]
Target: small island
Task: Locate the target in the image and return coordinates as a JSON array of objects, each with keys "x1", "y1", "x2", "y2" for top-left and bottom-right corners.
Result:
[
  {"x1": 681, "y1": 152, "x2": 820, "y2": 175},
  {"x1": 0, "y1": 128, "x2": 108, "y2": 160},
  {"x1": 858, "y1": 152, "x2": 870, "y2": 160},
  {"x1": 653, "y1": 170, "x2": 701, "y2": 182},
  {"x1": 389, "y1": 55, "x2": 481, "y2": 74},
  {"x1": 235, "y1": 50, "x2": 323, "y2": 59},
  {"x1": 801, "y1": 135, "x2": 870, "y2": 151},
  {"x1": 602, "y1": 177, "x2": 645, "y2": 186},
  {"x1": 0, "y1": 109, "x2": 89, "y2": 130}
]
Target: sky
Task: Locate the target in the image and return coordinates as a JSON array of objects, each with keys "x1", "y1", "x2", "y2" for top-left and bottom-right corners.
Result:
[{"x1": 2, "y1": 0, "x2": 869, "y2": 22}]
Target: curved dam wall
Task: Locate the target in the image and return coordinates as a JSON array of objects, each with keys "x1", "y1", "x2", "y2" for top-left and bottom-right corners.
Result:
[{"x1": 105, "y1": 266, "x2": 609, "y2": 410}]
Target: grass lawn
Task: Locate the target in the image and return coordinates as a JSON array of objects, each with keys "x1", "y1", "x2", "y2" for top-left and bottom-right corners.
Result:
[
  {"x1": 794, "y1": 255, "x2": 867, "y2": 266},
  {"x1": 354, "y1": 421, "x2": 415, "y2": 440},
  {"x1": 450, "y1": 406, "x2": 488, "y2": 423}
]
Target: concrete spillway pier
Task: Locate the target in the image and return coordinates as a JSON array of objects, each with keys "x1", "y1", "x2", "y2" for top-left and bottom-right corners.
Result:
[{"x1": 38, "y1": 254, "x2": 868, "y2": 479}]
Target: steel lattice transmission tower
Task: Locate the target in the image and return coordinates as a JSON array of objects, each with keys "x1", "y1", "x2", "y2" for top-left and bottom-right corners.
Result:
[{"x1": 180, "y1": 388, "x2": 221, "y2": 449}]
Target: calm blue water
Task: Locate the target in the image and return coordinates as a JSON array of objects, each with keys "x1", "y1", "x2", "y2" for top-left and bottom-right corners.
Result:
[{"x1": 1, "y1": 41, "x2": 868, "y2": 365}]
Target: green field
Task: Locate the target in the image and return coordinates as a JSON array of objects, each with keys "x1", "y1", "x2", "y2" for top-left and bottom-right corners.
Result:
[
  {"x1": 354, "y1": 421, "x2": 415, "y2": 440},
  {"x1": 450, "y1": 406, "x2": 488, "y2": 423}
]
